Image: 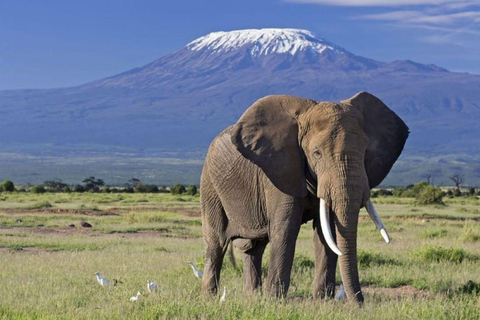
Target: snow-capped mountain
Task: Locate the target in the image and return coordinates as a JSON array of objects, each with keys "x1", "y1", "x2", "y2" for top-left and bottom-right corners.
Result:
[
  {"x1": 186, "y1": 29, "x2": 344, "y2": 56},
  {"x1": 1, "y1": 28, "x2": 479, "y2": 184}
]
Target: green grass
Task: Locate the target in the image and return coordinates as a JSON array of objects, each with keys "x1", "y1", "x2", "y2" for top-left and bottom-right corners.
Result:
[{"x1": 0, "y1": 193, "x2": 479, "y2": 319}]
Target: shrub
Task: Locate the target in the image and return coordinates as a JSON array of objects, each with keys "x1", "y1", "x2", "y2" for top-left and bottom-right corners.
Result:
[
  {"x1": 74, "y1": 185, "x2": 85, "y2": 193},
  {"x1": 393, "y1": 187, "x2": 415, "y2": 198},
  {"x1": 457, "y1": 280, "x2": 480, "y2": 295},
  {"x1": 30, "y1": 185, "x2": 46, "y2": 194},
  {"x1": 377, "y1": 188, "x2": 393, "y2": 196},
  {"x1": 135, "y1": 184, "x2": 159, "y2": 193},
  {"x1": 414, "y1": 246, "x2": 467, "y2": 263},
  {"x1": 0, "y1": 180, "x2": 15, "y2": 192},
  {"x1": 416, "y1": 185, "x2": 444, "y2": 205},
  {"x1": 171, "y1": 183, "x2": 186, "y2": 195},
  {"x1": 186, "y1": 184, "x2": 198, "y2": 196},
  {"x1": 357, "y1": 250, "x2": 399, "y2": 267}
]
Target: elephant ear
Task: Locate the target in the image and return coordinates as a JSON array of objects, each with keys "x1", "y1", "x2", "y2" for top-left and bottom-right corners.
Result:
[
  {"x1": 231, "y1": 95, "x2": 316, "y2": 197},
  {"x1": 342, "y1": 92, "x2": 409, "y2": 188}
]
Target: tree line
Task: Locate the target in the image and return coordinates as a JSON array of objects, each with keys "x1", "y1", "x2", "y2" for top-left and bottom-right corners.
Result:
[{"x1": 0, "y1": 178, "x2": 198, "y2": 196}]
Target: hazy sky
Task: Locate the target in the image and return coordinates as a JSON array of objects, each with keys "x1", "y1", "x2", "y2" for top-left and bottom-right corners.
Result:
[{"x1": 1, "y1": 0, "x2": 479, "y2": 90}]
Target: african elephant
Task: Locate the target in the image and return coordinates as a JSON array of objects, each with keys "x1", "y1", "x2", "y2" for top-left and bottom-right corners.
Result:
[{"x1": 200, "y1": 92, "x2": 408, "y2": 303}]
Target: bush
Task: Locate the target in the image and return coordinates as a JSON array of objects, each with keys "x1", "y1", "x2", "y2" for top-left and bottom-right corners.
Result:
[
  {"x1": 186, "y1": 184, "x2": 198, "y2": 196},
  {"x1": 171, "y1": 183, "x2": 186, "y2": 195},
  {"x1": 358, "y1": 250, "x2": 399, "y2": 267},
  {"x1": 393, "y1": 187, "x2": 415, "y2": 198},
  {"x1": 414, "y1": 246, "x2": 468, "y2": 263},
  {"x1": 135, "y1": 184, "x2": 159, "y2": 193},
  {"x1": 377, "y1": 188, "x2": 393, "y2": 196},
  {"x1": 416, "y1": 185, "x2": 444, "y2": 205},
  {"x1": 0, "y1": 180, "x2": 15, "y2": 192},
  {"x1": 30, "y1": 185, "x2": 46, "y2": 194},
  {"x1": 457, "y1": 280, "x2": 480, "y2": 295},
  {"x1": 74, "y1": 185, "x2": 85, "y2": 193}
]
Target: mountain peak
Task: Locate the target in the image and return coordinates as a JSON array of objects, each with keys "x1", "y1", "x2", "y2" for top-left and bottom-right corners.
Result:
[{"x1": 186, "y1": 28, "x2": 345, "y2": 57}]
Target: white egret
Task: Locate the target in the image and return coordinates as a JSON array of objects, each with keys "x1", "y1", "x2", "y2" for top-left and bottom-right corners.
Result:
[
  {"x1": 219, "y1": 287, "x2": 227, "y2": 303},
  {"x1": 147, "y1": 280, "x2": 158, "y2": 293},
  {"x1": 188, "y1": 262, "x2": 203, "y2": 279},
  {"x1": 95, "y1": 272, "x2": 110, "y2": 286},
  {"x1": 335, "y1": 283, "x2": 346, "y2": 300},
  {"x1": 130, "y1": 291, "x2": 141, "y2": 302}
]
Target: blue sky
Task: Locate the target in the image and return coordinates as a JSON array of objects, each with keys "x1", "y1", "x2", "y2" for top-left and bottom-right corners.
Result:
[{"x1": 1, "y1": 0, "x2": 479, "y2": 90}]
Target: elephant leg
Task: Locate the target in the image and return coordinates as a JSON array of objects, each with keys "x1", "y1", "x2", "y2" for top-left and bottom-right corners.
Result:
[
  {"x1": 312, "y1": 215, "x2": 338, "y2": 299},
  {"x1": 242, "y1": 240, "x2": 267, "y2": 294},
  {"x1": 201, "y1": 180, "x2": 228, "y2": 295},
  {"x1": 265, "y1": 201, "x2": 303, "y2": 298}
]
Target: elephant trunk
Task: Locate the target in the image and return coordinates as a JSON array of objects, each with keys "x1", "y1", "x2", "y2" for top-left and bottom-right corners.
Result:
[
  {"x1": 317, "y1": 159, "x2": 368, "y2": 303},
  {"x1": 335, "y1": 201, "x2": 364, "y2": 303}
]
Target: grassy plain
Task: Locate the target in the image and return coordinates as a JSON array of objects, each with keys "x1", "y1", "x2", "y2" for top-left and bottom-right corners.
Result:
[{"x1": 0, "y1": 193, "x2": 479, "y2": 319}]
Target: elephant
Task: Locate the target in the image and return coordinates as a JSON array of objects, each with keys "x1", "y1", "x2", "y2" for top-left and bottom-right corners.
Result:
[{"x1": 200, "y1": 92, "x2": 409, "y2": 303}]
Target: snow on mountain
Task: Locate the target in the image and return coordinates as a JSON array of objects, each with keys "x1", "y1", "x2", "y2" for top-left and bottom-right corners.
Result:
[{"x1": 186, "y1": 28, "x2": 345, "y2": 57}]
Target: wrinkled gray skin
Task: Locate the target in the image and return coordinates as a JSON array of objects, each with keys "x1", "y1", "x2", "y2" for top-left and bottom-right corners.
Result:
[{"x1": 200, "y1": 92, "x2": 408, "y2": 303}]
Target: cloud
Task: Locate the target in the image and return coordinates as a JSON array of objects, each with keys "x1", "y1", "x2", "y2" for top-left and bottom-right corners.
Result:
[
  {"x1": 362, "y1": 10, "x2": 480, "y2": 25},
  {"x1": 288, "y1": 0, "x2": 480, "y2": 47}
]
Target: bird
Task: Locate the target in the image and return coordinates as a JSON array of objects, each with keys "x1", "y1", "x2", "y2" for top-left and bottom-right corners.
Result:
[
  {"x1": 130, "y1": 291, "x2": 141, "y2": 302},
  {"x1": 113, "y1": 278, "x2": 124, "y2": 286},
  {"x1": 188, "y1": 262, "x2": 203, "y2": 279},
  {"x1": 219, "y1": 286, "x2": 226, "y2": 303},
  {"x1": 147, "y1": 280, "x2": 158, "y2": 293},
  {"x1": 95, "y1": 272, "x2": 110, "y2": 286},
  {"x1": 335, "y1": 283, "x2": 346, "y2": 300}
]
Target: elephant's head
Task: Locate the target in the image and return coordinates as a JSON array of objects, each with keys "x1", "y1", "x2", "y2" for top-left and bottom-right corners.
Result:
[{"x1": 231, "y1": 92, "x2": 409, "y2": 303}]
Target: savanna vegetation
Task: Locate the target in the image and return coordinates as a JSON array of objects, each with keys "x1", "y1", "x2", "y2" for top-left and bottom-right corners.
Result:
[{"x1": 0, "y1": 184, "x2": 479, "y2": 319}]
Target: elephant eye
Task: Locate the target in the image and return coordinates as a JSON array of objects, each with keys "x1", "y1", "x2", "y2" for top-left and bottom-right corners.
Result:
[{"x1": 313, "y1": 150, "x2": 322, "y2": 158}]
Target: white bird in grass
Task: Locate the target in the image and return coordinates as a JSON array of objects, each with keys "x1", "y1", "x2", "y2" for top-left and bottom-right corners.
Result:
[
  {"x1": 95, "y1": 272, "x2": 110, "y2": 286},
  {"x1": 188, "y1": 262, "x2": 203, "y2": 279},
  {"x1": 219, "y1": 287, "x2": 226, "y2": 303},
  {"x1": 147, "y1": 280, "x2": 158, "y2": 293},
  {"x1": 335, "y1": 283, "x2": 346, "y2": 300},
  {"x1": 130, "y1": 291, "x2": 141, "y2": 302}
]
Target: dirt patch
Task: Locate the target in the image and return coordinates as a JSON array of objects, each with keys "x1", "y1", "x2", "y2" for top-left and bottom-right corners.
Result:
[
  {"x1": 108, "y1": 206, "x2": 201, "y2": 217},
  {"x1": 0, "y1": 226, "x2": 199, "y2": 239},
  {"x1": 1, "y1": 209, "x2": 119, "y2": 216},
  {"x1": 1, "y1": 226, "x2": 100, "y2": 236}
]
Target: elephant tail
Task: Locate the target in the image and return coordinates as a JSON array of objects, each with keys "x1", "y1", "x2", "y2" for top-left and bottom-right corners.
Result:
[{"x1": 227, "y1": 241, "x2": 237, "y2": 269}]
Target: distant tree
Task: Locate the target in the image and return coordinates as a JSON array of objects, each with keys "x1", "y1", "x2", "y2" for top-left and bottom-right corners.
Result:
[
  {"x1": 82, "y1": 177, "x2": 105, "y2": 192},
  {"x1": 377, "y1": 188, "x2": 393, "y2": 196},
  {"x1": 30, "y1": 185, "x2": 46, "y2": 194},
  {"x1": 186, "y1": 184, "x2": 198, "y2": 196},
  {"x1": 0, "y1": 180, "x2": 15, "y2": 192},
  {"x1": 74, "y1": 184, "x2": 85, "y2": 193},
  {"x1": 44, "y1": 179, "x2": 68, "y2": 192},
  {"x1": 126, "y1": 178, "x2": 142, "y2": 188},
  {"x1": 449, "y1": 174, "x2": 464, "y2": 191},
  {"x1": 468, "y1": 187, "x2": 475, "y2": 196},
  {"x1": 171, "y1": 183, "x2": 186, "y2": 195},
  {"x1": 416, "y1": 185, "x2": 444, "y2": 205},
  {"x1": 135, "y1": 184, "x2": 159, "y2": 193},
  {"x1": 426, "y1": 174, "x2": 433, "y2": 185}
]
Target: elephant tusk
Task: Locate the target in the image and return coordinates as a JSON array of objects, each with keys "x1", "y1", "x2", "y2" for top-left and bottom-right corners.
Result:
[
  {"x1": 320, "y1": 198, "x2": 343, "y2": 256},
  {"x1": 365, "y1": 199, "x2": 391, "y2": 243}
]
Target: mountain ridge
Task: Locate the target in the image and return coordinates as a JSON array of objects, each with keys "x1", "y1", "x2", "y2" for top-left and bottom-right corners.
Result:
[{"x1": 1, "y1": 28, "x2": 479, "y2": 184}]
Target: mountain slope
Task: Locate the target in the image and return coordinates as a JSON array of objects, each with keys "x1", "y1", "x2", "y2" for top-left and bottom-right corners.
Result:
[{"x1": 1, "y1": 28, "x2": 479, "y2": 184}]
